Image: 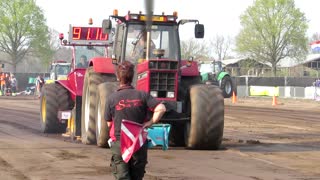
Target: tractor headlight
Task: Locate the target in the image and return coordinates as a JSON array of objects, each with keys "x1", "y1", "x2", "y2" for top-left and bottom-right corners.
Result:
[
  {"x1": 166, "y1": 91, "x2": 175, "y2": 98},
  {"x1": 150, "y1": 91, "x2": 158, "y2": 97}
]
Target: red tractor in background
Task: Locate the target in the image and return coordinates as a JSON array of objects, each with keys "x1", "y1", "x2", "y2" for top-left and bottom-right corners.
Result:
[
  {"x1": 40, "y1": 25, "x2": 113, "y2": 139},
  {"x1": 40, "y1": 10, "x2": 224, "y2": 150}
]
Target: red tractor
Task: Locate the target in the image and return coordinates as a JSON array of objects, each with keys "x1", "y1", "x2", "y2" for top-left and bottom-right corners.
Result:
[
  {"x1": 40, "y1": 10, "x2": 224, "y2": 150},
  {"x1": 40, "y1": 25, "x2": 113, "y2": 139}
]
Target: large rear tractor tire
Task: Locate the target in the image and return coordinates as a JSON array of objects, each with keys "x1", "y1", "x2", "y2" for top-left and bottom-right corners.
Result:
[
  {"x1": 81, "y1": 67, "x2": 116, "y2": 145},
  {"x1": 220, "y1": 75, "x2": 233, "y2": 98},
  {"x1": 95, "y1": 82, "x2": 118, "y2": 147},
  {"x1": 187, "y1": 84, "x2": 224, "y2": 150},
  {"x1": 40, "y1": 83, "x2": 72, "y2": 133},
  {"x1": 170, "y1": 76, "x2": 201, "y2": 146}
]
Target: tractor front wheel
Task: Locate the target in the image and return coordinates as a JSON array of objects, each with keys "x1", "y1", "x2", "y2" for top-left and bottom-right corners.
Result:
[
  {"x1": 187, "y1": 84, "x2": 224, "y2": 150},
  {"x1": 40, "y1": 83, "x2": 71, "y2": 133}
]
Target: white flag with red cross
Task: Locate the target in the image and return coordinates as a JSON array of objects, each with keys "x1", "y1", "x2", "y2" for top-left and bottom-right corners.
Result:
[{"x1": 120, "y1": 120, "x2": 147, "y2": 163}]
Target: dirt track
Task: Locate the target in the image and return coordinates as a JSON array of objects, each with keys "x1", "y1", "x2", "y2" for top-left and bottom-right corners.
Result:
[{"x1": 0, "y1": 96, "x2": 319, "y2": 180}]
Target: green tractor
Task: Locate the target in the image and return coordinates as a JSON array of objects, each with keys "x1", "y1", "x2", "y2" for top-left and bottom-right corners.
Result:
[{"x1": 200, "y1": 60, "x2": 234, "y2": 98}]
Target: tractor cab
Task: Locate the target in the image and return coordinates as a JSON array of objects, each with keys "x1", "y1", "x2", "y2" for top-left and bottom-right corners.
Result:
[
  {"x1": 200, "y1": 60, "x2": 224, "y2": 80},
  {"x1": 48, "y1": 60, "x2": 71, "y2": 82},
  {"x1": 58, "y1": 25, "x2": 112, "y2": 99},
  {"x1": 103, "y1": 10, "x2": 204, "y2": 98},
  {"x1": 212, "y1": 60, "x2": 224, "y2": 74},
  {"x1": 59, "y1": 26, "x2": 111, "y2": 71},
  {"x1": 103, "y1": 11, "x2": 204, "y2": 63},
  {"x1": 124, "y1": 23, "x2": 179, "y2": 63}
]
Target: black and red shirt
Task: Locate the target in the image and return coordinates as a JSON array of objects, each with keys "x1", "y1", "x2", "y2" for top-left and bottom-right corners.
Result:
[{"x1": 105, "y1": 85, "x2": 160, "y2": 141}]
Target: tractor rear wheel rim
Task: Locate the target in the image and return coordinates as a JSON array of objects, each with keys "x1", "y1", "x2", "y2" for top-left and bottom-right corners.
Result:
[
  {"x1": 70, "y1": 113, "x2": 75, "y2": 134},
  {"x1": 41, "y1": 96, "x2": 46, "y2": 123},
  {"x1": 97, "y1": 98, "x2": 101, "y2": 137},
  {"x1": 84, "y1": 85, "x2": 90, "y2": 132}
]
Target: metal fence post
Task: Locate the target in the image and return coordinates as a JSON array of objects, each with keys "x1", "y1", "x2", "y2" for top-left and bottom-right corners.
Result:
[{"x1": 245, "y1": 76, "x2": 249, "y2": 97}]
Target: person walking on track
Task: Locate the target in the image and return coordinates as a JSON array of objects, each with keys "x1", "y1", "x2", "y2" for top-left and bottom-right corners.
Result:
[{"x1": 105, "y1": 61, "x2": 166, "y2": 180}]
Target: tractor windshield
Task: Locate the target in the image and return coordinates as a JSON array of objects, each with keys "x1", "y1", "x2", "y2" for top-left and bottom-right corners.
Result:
[
  {"x1": 55, "y1": 65, "x2": 70, "y2": 75},
  {"x1": 200, "y1": 62, "x2": 222, "y2": 74},
  {"x1": 74, "y1": 46, "x2": 106, "y2": 68},
  {"x1": 125, "y1": 24, "x2": 179, "y2": 63}
]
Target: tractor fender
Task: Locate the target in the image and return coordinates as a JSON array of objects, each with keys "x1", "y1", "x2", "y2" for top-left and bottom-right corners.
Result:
[
  {"x1": 217, "y1": 72, "x2": 229, "y2": 81},
  {"x1": 55, "y1": 80, "x2": 76, "y2": 100},
  {"x1": 56, "y1": 68, "x2": 86, "y2": 100},
  {"x1": 89, "y1": 57, "x2": 116, "y2": 74}
]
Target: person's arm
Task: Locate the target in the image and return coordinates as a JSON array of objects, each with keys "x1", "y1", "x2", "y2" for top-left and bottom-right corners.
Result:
[
  {"x1": 107, "y1": 121, "x2": 112, "y2": 128},
  {"x1": 143, "y1": 103, "x2": 166, "y2": 128},
  {"x1": 104, "y1": 98, "x2": 113, "y2": 127}
]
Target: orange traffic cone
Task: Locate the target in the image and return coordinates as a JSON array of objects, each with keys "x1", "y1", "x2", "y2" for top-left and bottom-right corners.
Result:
[
  {"x1": 272, "y1": 95, "x2": 277, "y2": 106},
  {"x1": 232, "y1": 91, "x2": 237, "y2": 104}
]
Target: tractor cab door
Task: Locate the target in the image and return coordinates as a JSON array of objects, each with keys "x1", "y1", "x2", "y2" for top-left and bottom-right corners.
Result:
[
  {"x1": 211, "y1": 61, "x2": 223, "y2": 74},
  {"x1": 112, "y1": 24, "x2": 126, "y2": 63}
]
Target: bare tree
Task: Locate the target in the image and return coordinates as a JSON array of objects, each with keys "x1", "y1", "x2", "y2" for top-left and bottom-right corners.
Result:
[
  {"x1": 210, "y1": 34, "x2": 232, "y2": 60},
  {"x1": 49, "y1": 28, "x2": 61, "y2": 52},
  {"x1": 180, "y1": 38, "x2": 210, "y2": 61},
  {"x1": 54, "y1": 47, "x2": 72, "y2": 62}
]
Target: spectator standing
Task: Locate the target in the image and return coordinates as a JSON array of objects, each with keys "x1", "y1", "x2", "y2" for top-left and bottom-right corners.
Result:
[
  {"x1": 0, "y1": 72, "x2": 5, "y2": 96},
  {"x1": 4, "y1": 73, "x2": 10, "y2": 95},
  {"x1": 10, "y1": 74, "x2": 17, "y2": 95},
  {"x1": 36, "y1": 75, "x2": 45, "y2": 98}
]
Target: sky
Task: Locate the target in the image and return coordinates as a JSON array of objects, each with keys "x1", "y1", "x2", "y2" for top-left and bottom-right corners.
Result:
[{"x1": 36, "y1": 0, "x2": 320, "y2": 41}]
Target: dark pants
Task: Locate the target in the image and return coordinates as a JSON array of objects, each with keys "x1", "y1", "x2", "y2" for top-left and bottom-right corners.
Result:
[
  {"x1": 11, "y1": 86, "x2": 16, "y2": 93},
  {"x1": 110, "y1": 140, "x2": 148, "y2": 180}
]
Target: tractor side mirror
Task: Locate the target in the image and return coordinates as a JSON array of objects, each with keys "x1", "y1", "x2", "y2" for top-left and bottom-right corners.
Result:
[
  {"x1": 195, "y1": 24, "x2": 204, "y2": 38},
  {"x1": 102, "y1": 19, "x2": 112, "y2": 34}
]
